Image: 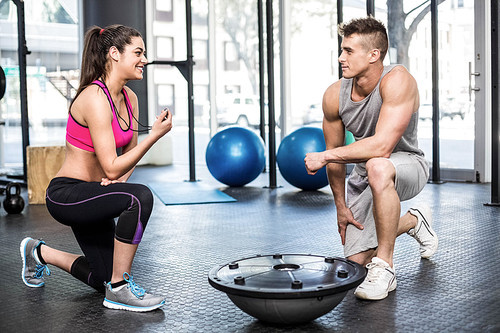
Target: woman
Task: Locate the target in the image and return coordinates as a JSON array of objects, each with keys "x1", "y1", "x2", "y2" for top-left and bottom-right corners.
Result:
[{"x1": 20, "y1": 24, "x2": 172, "y2": 312}]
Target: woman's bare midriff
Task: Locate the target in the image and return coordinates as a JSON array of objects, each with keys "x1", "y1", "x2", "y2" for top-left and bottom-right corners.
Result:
[{"x1": 55, "y1": 142, "x2": 107, "y2": 182}]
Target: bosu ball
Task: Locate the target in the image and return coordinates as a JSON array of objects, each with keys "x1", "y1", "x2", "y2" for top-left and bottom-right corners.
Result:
[{"x1": 208, "y1": 254, "x2": 366, "y2": 325}]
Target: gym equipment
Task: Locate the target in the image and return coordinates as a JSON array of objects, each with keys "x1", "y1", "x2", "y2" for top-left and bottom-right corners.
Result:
[
  {"x1": 148, "y1": 181, "x2": 236, "y2": 205},
  {"x1": 345, "y1": 130, "x2": 355, "y2": 145},
  {"x1": 277, "y1": 127, "x2": 328, "y2": 190},
  {"x1": 208, "y1": 254, "x2": 366, "y2": 325},
  {"x1": 1, "y1": 182, "x2": 25, "y2": 214},
  {"x1": 206, "y1": 127, "x2": 266, "y2": 187},
  {"x1": 0, "y1": 66, "x2": 5, "y2": 100}
]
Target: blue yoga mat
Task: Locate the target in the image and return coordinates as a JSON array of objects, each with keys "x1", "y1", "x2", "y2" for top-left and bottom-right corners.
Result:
[{"x1": 148, "y1": 182, "x2": 237, "y2": 205}]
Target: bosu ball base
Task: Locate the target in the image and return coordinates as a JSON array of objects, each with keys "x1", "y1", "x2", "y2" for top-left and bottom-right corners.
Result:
[{"x1": 208, "y1": 254, "x2": 367, "y2": 325}]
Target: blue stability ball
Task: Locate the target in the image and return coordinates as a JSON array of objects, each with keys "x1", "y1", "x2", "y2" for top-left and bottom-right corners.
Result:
[
  {"x1": 206, "y1": 127, "x2": 266, "y2": 187},
  {"x1": 277, "y1": 127, "x2": 329, "y2": 190},
  {"x1": 345, "y1": 130, "x2": 355, "y2": 145}
]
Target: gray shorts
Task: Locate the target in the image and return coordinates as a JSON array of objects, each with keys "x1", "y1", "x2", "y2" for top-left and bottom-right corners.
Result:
[{"x1": 344, "y1": 152, "x2": 430, "y2": 258}]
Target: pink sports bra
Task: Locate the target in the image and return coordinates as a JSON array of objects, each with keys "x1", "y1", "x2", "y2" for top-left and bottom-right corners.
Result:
[{"x1": 66, "y1": 80, "x2": 134, "y2": 152}]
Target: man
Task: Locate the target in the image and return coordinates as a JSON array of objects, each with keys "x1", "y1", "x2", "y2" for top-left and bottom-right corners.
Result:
[{"x1": 304, "y1": 17, "x2": 438, "y2": 301}]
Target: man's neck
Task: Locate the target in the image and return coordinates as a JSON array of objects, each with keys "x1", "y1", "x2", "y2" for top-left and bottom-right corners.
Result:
[{"x1": 351, "y1": 64, "x2": 384, "y2": 101}]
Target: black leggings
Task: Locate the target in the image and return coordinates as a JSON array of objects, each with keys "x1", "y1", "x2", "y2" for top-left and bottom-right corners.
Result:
[{"x1": 45, "y1": 177, "x2": 154, "y2": 292}]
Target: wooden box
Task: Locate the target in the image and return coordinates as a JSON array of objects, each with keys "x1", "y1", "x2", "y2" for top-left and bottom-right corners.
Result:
[{"x1": 27, "y1": 145, "x2": 65, "y2": 204}]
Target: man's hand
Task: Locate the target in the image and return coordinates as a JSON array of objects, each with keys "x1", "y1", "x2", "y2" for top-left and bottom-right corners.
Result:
[
  {"x1": 304, "y1": 152, "x2": 326, "y2": 175},
  {"x1": 337, "y1": 207, "x2": 364, "y2": 245}
]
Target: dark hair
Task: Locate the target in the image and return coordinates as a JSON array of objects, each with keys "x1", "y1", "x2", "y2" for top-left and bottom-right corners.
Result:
[
  {"x1": 71, "y1": 24, "x2": 142, "y2": 107},
  {"x1": 338, "y1": 17, "x2": 388, "y2": 61}
]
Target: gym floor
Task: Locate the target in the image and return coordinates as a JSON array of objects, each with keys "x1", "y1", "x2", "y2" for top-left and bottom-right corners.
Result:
[{"x1": 1, "y1": 164, "x2": 499, "y2": 333}]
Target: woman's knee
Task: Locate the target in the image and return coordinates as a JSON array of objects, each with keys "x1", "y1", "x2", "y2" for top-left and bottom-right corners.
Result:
[
  {"x1": 88, "y1": 273, "x2": 108, "y2": 292},
  {"x1": 115, "y1": 184, "x2": 154, "y2": 244},
  {"x1": 70, "y1": 256, "x2": 109, "y2": 293},
  {"x1": 133, "y1": 184, "x2": 154, "y2": 210}
]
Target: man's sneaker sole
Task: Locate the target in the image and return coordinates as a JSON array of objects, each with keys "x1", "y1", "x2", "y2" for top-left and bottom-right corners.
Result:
[
  {"x1": 20, "y1": 237, "x2": 44, "y2": 288},
  {"x1": 354, "y1": 278, "x2": 397, "y2": 301},
  {"x1": 103, "y1": 298, "x2": 165, "y2": 312},
  {"x1": 421, "y1": 240, "x2": 438, "y2": 259}
]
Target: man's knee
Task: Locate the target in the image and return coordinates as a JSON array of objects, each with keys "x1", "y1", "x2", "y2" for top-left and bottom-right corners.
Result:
[{"x1": 366, "y1": 158, "x2": 395, "y2": 192}]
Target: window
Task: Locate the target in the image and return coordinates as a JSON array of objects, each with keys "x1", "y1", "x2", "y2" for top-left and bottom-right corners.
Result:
[
  {"x1": 156, "y1": 36, "x2": 174, "y2": 60},
  {"x1": 155, "y1": 0, "x2": 173, "y2": 22},
  {"x1": 0, "y1": 0, "x2": 79, "y2": 168},
  {"x1": 194, "y1": 84, "x2": 209, "y2": 117},
  {"x1": 224, "y1": 41, "x2": 240, "y2": 71},
  {"x1": 157, "y1": 84, "x2": 175, "y2": 115},
  {"x1": 0, "y1": 0, "x2": 12, "y2": 20},
  {"x1": 224, "y1": 85, "x2": 241, "y2": 94},
  {"x1": 193, "y1": 39, "x2": 208, "y2": 69}
]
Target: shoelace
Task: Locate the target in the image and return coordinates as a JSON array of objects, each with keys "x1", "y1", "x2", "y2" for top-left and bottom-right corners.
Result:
[
  {"x1": 34, "y1": 264, "x2": 51, "y2": 279},
  {"x1": 123, "y1": 272, "x2": 145, "y2": 298},
  {"x1": 365, "y1": 262, "x2": 385, "y2": 282}
]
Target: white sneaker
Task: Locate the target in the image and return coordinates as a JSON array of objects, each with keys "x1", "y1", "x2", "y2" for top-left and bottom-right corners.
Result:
[
  {"x1": 354, "y1": 257, "x2": 397, "y2": 301},
  {"x1": 407, "y1": 205, "x2": 438, "y2": 259}
]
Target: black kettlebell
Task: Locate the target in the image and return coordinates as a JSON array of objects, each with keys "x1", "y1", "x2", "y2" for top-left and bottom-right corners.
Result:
[{"x1": 3, "y1": 182, "x2": 25, "y2": 214}]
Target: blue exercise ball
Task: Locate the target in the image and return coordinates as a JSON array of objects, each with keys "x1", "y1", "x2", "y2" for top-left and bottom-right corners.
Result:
[
  {"x1": 345, "y1": 130, "x2": 355, "y2": 145},
  {"x1": 206, "y1": 127, "x2": 266, "y2": 187},
  {"x1": 277, "y1": 127, "x2": 329, "y2": 190}
]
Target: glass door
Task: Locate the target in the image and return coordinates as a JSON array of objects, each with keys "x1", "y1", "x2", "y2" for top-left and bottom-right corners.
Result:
[
  {"x1": 384, "y1": 0, "x2": 477, "y2": 181},
  {"x1": 473, "y1": 0, "x2": 491, "y2": 183},
  {"x1": 436, "y1": 0, "x2": 476, "y2": 180}
]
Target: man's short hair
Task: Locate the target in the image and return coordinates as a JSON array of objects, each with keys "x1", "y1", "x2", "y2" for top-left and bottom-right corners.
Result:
[{"x1": 338, "y1": 16, "x2": 389, "y2": 61}]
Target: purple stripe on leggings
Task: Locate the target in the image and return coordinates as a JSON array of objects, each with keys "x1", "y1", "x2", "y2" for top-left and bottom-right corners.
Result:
[
  {"x1": 46, "y1": 191, "x2": 137, "y2": 207},
  {"x1": 47, "y1": 191, "x2": 145, "y2": 244},
  {"x1": 133, "y1": 221, "x2": 144, "y2": 244},
  {"x1": 132, "y1": 196, "x2": 144, "y2": 244}
]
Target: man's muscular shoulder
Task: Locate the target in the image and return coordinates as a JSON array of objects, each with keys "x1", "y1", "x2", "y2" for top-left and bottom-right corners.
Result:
[
  {"x1": 323, "y1": 80, "x2": 342, "y2": 121},
  {"x1": 380, "y1": 65, "x2": 419, "y2": 108},
  {"x1": 380, "y1": 65, "x2": 416, "y2": 94}
]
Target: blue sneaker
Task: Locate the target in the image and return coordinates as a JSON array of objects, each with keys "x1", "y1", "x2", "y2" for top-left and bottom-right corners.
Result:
[
  {"x1": 103, "y1": 272, "x2": 165, "y2": 312},
  {"x1": 20, "y1": 237, "x2": 51, "y2": 287}
]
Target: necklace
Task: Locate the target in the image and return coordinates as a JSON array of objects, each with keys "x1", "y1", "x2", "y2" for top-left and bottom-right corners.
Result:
[{"x1": 97, "y1": 79, "x2": 152, "y2": 133}]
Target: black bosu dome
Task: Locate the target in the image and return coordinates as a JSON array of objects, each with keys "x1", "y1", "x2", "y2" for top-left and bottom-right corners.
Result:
[{"x1": 208, "y1": 254, "x2": 366, "y2": 325}]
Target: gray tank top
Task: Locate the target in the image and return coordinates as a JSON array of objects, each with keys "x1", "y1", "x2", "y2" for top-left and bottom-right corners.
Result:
[{"x1": 339, "y1": 64, "x2": 423, "y2": 156}]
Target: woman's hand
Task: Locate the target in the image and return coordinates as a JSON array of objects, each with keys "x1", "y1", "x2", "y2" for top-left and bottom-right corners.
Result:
[
  {"x1": 151, "y1": 108, "x2": 173, "y2": 140},
  {"x1": 100, "y1": 177, "x2": 125, "y2": 186}
]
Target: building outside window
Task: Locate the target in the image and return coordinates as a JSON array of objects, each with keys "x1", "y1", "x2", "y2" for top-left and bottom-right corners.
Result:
[
  {"x1": 156, "y1": 36, "x2": 174, "y2": 60},
  {"x1": 0, "y1": 0, "x2": 79, "y2": 170}
]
